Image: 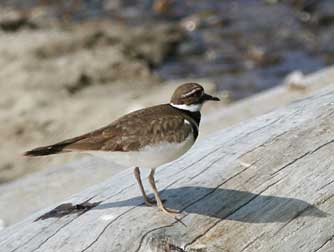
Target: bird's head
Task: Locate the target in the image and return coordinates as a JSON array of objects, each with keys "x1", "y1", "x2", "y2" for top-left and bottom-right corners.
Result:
[{"x1": 170, "y1": 83, "x2": 220, "y2": 112}]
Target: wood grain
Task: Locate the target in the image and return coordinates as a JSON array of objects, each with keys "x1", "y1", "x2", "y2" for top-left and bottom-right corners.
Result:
[{"x1": 1, "y1": 86, "x2": 334, "y2": 252}]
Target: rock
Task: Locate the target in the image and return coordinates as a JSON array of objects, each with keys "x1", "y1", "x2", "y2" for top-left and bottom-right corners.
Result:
[
  {"x1": 315, "y1": 0, "x2": 334, "y2": 23},
  {"x1": 283, "y1": 70, "x2": 306, "y2": 90},
  {"x1": 0, "y1": 7, "x2": 36, "y2": 32}
]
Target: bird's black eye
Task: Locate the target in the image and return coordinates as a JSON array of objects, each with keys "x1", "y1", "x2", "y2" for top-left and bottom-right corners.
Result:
[{"x1": 193, "y1": 89, "x2": 203, "y2": 97}]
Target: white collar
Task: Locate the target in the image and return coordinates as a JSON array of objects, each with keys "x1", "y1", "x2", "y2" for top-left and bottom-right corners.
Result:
[{"x1": 170, "y1": 103, "x2": 202, "y2": 112}]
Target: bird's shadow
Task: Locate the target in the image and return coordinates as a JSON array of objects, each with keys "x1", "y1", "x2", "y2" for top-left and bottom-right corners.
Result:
[
  {"x1": 96, "y1": 186, "x2": 328, "y2": 223},
  {"x1": 35, "y1": 186, "x2": 328, "y2": 223}
]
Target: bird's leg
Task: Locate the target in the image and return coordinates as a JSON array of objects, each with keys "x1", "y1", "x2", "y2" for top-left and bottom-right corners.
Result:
[
  {"x1": 148, "y1": 168, "x2": 180, "y2": 216},
  {"x1": 133, "y1": 167, "x2": 156, "y2": 206}
]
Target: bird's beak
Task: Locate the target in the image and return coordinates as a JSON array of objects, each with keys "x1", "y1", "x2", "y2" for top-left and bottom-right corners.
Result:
[{"x1": 202, "y1": 93, "x2": 220, "y2": 102}]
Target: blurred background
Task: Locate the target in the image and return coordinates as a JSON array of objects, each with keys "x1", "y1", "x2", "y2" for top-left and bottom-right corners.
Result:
[{"x1": 0, "y1": 1, "x2": 333, "y2": 197}]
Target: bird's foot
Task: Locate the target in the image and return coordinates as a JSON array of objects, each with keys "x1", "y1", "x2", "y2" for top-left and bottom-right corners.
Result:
[
  {"x1": 157, "y1": 203, "x2": 181, "y2": 216},
  {"x1": 143, "y1": 197, "x2": 156, "y2": 206},
  {"x1": 157, "y1": 204, "x2": 186, "y2": 225},
  {"x1": 143, "y1": 197, "x2": 166, "y2": 207}
]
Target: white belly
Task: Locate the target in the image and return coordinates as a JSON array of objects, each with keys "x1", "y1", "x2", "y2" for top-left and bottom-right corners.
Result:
[{"x1": 86, "y1": 134, "x2": 195, "y2": 169}]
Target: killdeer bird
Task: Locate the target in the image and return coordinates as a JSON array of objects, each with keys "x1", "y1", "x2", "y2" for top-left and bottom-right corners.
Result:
[{"x1": 24, "y1": 83, "x2": 219, "y2": 215}]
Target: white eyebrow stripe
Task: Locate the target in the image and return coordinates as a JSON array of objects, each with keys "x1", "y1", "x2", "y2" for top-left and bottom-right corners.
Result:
[{"x1": 181, "y1": 88, "x2": 202, "y2": 98}]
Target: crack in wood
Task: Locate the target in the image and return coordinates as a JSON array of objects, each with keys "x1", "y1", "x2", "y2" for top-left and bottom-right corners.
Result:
[
  {"x1": 27, "y1": 198, "x2": 102, "y2": 252},
  {"x1": 9, "y1": 220, "x2": 59, "y2": 252},
  {"x1": 175, "y1": 146, "x2": 226, "y2": 174},
  {"x1": 273, "y1": 204, "x2": 313, "y2": 235},
  {"x1": 241, "y1": 116, "x2": 285, "y2": 139},
  {"x1": 80, "y1": 206, "x2": 138, "y2": 252},
  {"x1": 134, "y1": 222, "x2": 180, "y2": 252},
  {"x1": 233, "y1": 129, "x2": 290, "y2": 164},
  {"x1": 189, "y1": 150, "x2": 259, "y2": 182},
  {"x1": 313, "y1": 234, "x2": 334, "y2": 252},
  {"x1": 189, "y1": 156, "x2": 225, "y2": 180},
  {"x1": 80, "y1": 173, "x2": 188, "y2": 252},
  {"x1": 77, "y1": 157, "x2": 206, "y2": 251},
  {"x1": 317, "y1": 179, "x2": 334, "y2": 192},
  {"x1": 238, "y1": 234, "x2": 264, "y2": 252},
  {"x1": 6, "y1": 190, "x2": 111, "y2": 251},
  {"x1": 134, "y1": 166, "x2": 281, "y2": 252},
  {"x1": 175, "y1": 114, "x2": 286, "y2": 182},
  {"x1": 134, "y1": 159, "x2": 261, "y2": 252},
  {"x1": 271, "y1": 138, "x2": 334, "y2": 176},
  {"x1": 309, "y1": 139, "x2": 334, "y2": 155},
  {"x1": 139, "y1": 160, "x2": 258, "y2": 250},
  {"x1": 80, "y1": 164, "x2": 192, "y2": 252},
  {"x1": 50, "y1": 180, "x2": 146, "y2": 251},
  {"x1": 79, "y1": 169, "x2": 188, "y2": 252},
  {"x1": 30, "y1": 217, "x2": 79, "y2": 252},
  {"x1": 315, "y1": 194, "x2": 334, "y2": 207},
  {"x1": 270, "y1": 152, "x2": 310, "y2": 176},
  {"x1": 183, "y1": 178, "x2": 284, "y2": 250},
  {"x1": 239, "y1": 159, "x2": 263, "y2": 184},
  {"x1": 10, "y1": 197, "x2": 101, "y2": 252}
]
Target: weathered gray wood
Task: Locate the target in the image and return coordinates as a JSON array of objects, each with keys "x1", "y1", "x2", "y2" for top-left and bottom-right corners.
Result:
[
  {"x1": 1, "y1": 87, "x2": 334, "y2": 252},
  {"x1": 0, "y1": 157, "x2": 124, "y2": 227}
]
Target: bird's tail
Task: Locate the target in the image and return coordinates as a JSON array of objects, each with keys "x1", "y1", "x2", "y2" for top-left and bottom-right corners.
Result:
[
  {"x1": 23, "y1": 129, "x2": 98, "y2": 157},
  {"x1": 23, "y1": 143, "x2": 69, "y2": 157}
]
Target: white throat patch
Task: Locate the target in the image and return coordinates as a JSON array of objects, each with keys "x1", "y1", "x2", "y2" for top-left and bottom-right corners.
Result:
[{"x1": 170, "y1": 103, "x2": 202, "y2": 112}]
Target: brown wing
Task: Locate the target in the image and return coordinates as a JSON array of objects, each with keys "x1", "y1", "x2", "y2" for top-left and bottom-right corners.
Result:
[
  {"x1": 24, "y1": 105, "x2": 193, "y2": 157},
  {"x1": 65, "y1": 105, "x2": 193, "y2": 152}
]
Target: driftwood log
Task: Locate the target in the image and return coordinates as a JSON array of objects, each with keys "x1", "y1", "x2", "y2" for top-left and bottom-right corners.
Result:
[
  {"x1": 0, "y1": 158, "x2": 124, "y2": 227},
  {"x1": 1, "y1": 67, "x2": 333, "y2": 228},
  {"x1": 1, "y1": 87, "x2": 334, "y2": 252}
]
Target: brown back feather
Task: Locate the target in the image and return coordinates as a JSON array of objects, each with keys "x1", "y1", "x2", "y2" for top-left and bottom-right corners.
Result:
[{"x1": 24, "y1": 104, "x2": 196, "y2": 156}]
